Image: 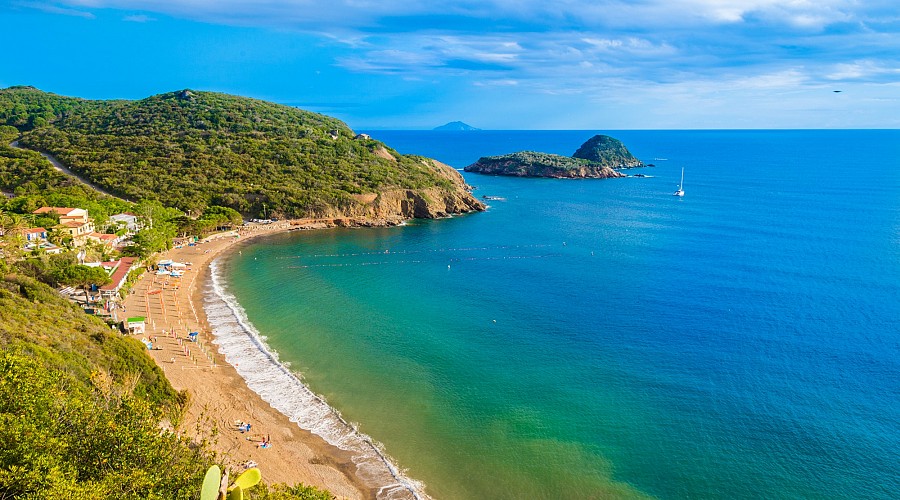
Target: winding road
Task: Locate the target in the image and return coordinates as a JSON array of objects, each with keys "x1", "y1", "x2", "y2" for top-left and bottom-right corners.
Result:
[{"x1": 10, "y1": 140, "x2": 131, "y2": 202}]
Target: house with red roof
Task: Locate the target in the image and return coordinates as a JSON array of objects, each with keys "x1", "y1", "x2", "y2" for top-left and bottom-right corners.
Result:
[
  {"x1": 24, "y1": 227, "x2": 48, "y2": 242},
  {"x1": 32, "y1": 207, "x2": 88, "y2": 223},
  {"x1": 33, "y1": 206, "x2": 95, "y2": 245},
  {"x1": 99, "y1": 256, "x2": 138, "y2": 297},
  {"x1": 87, "y1": 232, "x2": 122, "y2": 247}
]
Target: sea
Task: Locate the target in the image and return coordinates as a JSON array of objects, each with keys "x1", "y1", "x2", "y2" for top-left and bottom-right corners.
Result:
[{"x1": 204, "y1": 130, "x2": 900, "y2": 499}]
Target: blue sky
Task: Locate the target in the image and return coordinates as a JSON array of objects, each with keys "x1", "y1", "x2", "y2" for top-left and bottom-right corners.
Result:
[{"x1": 1, "y1": 0, "x2": 898, "y2": 129}]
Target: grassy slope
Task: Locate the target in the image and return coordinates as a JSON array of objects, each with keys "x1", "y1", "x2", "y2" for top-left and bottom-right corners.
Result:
[
  {"x1": 0, "y1": 271, "x2": 332, "y2": 499},
  {"x1": 0, "y1": 272, "x2": 179, "y2": 406}
]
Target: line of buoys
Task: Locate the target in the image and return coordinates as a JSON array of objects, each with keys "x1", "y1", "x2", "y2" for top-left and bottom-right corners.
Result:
[
  {"x1": 286, "y1": 253, "x2": 561, "y2": 268},
  {"x1": 277, "y1": 243, "x2": 556, "y2": 259}
]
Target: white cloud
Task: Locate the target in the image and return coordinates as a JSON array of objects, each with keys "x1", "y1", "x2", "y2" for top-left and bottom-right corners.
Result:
[
  {"x1": 19, "y1": 1, "x2": 95, "y2": 18},
  {"x1": 43, "y1": 0, "x2": 873, "y2": 30},
  {"x1": 24, "y1": 0, "x2": 900, "y2": 127},
  {"x1": 473, "y1": 79, "x2": 519, "y2": 87},
  {"x1": 826, "y1": 60, "x2": 900, "y2": 80},
  {"x1": 122, "y1": 13, "x2": 154, "y2": 22}
]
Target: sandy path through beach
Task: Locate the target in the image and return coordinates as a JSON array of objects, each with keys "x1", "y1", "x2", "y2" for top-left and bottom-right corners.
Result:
[{"x1": 122, "y1": 228, "x2": 372, "y2": 499}]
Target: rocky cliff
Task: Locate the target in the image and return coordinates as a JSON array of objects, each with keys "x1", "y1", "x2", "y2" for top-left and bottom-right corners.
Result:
[{"x1": 343, "y1": 159, "x2": 485, "y2": 219}]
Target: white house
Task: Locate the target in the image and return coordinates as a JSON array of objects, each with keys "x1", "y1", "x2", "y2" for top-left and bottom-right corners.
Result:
[
  {"x1": 109, "y1": 213, "x2": 140, "y2": 233},
  {"x1": 23, "y1": 227, "x2": 48, "y2": 242}
]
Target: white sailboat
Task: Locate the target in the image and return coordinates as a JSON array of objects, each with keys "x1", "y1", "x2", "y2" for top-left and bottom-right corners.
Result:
[{"x1": 674, "y1": 167, "x2": 685, "y2": 197}]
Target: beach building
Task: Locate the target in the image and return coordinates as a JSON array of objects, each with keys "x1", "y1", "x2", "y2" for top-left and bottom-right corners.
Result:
[
  {"x1": 124, "y1": 316, "x2": 146, "y2": 334},
  {"x1": 60, "y1": 220, "x2": 96, "y2": 244},
  {"x1": 22, "y1": 227, "x2": 63, "y2": 254},
  {"x1": 33, "y1": 206, "x2": 88, "y2": 224},
  {"x1": 98, "y1": 256, "x2": 138, "y2": 297}
]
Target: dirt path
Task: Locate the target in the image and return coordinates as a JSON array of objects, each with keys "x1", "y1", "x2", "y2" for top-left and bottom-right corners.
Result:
[{"x1": 10, "y1": 140, "x2": 131, "y2": 202}]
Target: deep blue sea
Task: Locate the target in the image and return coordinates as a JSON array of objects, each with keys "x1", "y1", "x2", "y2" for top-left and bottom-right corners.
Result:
[{"x1": 208, "y1": 130, "x2": 900, "y2": 499}]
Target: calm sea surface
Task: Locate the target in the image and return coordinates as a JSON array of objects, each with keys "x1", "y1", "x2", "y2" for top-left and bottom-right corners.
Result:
[{"x1": 209, "y1": 130, "x2": 900, "y2": 499}]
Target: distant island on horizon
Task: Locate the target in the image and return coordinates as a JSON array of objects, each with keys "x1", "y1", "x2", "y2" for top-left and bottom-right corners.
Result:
[{"x1": 433, "y1": 121, "x2": 480, "y2": 131}]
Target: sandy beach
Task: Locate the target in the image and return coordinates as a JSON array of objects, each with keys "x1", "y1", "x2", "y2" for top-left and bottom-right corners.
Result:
[{"x1": 121, "y1": 222, "x2": 381, "y2": 499}]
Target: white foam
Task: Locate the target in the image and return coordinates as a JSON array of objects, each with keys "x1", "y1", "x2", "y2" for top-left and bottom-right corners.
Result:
[{"x1": 205, "y1": 258, "x2": 430, "y2": 500}]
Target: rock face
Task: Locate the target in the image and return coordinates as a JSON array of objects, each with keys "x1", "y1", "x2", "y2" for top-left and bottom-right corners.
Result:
[
  {"x1": 572, "y1": 135, "x2": 643, "y2": 168},
  {"x1": 371, "y1": 159, "x2": 485, "y2": 218},
  {"x1": 464, "y1": 134, "x2": 640, "y2": 178},
  {"x1": 338, "y1": 159, "x2": 485, "y2": 219}
]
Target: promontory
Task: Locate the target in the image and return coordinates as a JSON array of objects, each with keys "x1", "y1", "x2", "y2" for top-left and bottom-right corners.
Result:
[
  {"x1": 464, "y1": 134, "x2": 642, "y2": 178},
  {"x1": 1, "y1": 86, "x2": 484, "y2": 220}
]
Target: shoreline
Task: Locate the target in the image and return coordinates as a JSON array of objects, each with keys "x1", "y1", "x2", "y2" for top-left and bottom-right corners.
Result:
[{"x1": 122, "y1": 219, "x2": 421, "y2": 499}]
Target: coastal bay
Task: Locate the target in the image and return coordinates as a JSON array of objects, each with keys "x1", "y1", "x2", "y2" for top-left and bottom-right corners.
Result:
[
  {"x1": 213, "y1": 130, "x2": 900, "y2": 499},
  {"x1": 118, "y1": 130, "x2": 900, "y2": 500},
  {"x1": 5, "y1": 2, "x2": 898, "y2": 497}
]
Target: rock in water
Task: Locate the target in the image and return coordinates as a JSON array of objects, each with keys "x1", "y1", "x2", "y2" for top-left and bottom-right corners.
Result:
[
  {"x1": 464, "y1": 151, "x2": 625, "y2": 178},
  {"x1": 464, "y1": 134, "x2": 642, "y2": 178}
]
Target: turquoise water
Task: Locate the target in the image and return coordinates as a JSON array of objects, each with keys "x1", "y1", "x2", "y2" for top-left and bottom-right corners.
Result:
[{"x1": 214, "y1": 130, "x2": 900, "y2": 499}]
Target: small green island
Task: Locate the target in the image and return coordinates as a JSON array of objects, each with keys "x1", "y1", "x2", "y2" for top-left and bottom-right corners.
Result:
[{"x1": 464, "y1": 134, "x2": 643, "y2": 178}]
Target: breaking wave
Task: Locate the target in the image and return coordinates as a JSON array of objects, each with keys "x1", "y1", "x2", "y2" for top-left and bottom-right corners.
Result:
[{"x1": 204, "y1": 258, "x2": 429, "y2": 500}]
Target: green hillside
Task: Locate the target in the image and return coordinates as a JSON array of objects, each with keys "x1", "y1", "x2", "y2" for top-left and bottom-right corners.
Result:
[
  {"x1": 0, "y1": 268, "x2": 331, "y2": 499},
  {"x1": 571, "y1": 134, "x2": 643, "y2": 168},
  {"x1": 0, "y1": 269, "x2": 208, "y2": 498},
  {"x1": 0, "y1": 86, "x2": 476, "y2": 218}
]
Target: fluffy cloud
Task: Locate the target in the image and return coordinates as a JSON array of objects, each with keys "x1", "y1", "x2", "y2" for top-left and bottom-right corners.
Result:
[
  {"x1": 19, "y1": 0, "x2": 900, "y2": 122},
  {"x1": 35, "y1": 0, "x2": 879, "y2": 31}
]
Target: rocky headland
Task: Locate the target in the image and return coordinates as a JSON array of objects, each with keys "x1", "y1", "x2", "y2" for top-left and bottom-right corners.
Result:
[{"x1": 1, "y1": 86, "x2": 485, "y2": 221}]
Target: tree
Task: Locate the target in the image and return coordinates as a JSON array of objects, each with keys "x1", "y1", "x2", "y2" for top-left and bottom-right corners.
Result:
[
  {"x1": 75, "y1": 239, "x2": 114, "y2": 264},
  {"x1": 0, "y1": 210, "x2": 29, "y2": 263},
  {"x1": 201, "y1": 205, "x2": 243, "y2": 228},
  {"x1": 0, "y1": 210, "x2": 29, "y2": 235},
  {"x1": 51, "y1": 264, "x2": 111, "y2": 301},
  {"x1": 46, "y1": 227, "x2": 73, "y2": 249}
]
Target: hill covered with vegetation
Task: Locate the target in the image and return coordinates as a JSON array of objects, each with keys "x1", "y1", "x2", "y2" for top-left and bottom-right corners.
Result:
[
  {"x1": 0, "y1": 86, "x2": 483, "y2": 219},
  {"x1": 572, "y1": 134, "x2": 643, "y2": 168},
  {"x1": 464, "y1": 134, "x2": 641, "y2": 178},
  {"x1": 0, "y1": 263, "x2": 208, "y2": 497}
]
